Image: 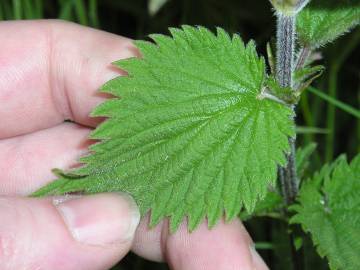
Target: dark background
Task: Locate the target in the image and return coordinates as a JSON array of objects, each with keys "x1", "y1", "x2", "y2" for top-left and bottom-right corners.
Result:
[{"x1": 0, "y1": 0, "x2": 359, "y2": 269}]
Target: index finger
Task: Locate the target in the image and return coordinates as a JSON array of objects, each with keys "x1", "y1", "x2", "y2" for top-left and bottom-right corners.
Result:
[{"x1": 0, "y1": 20, "x2": 138, "y2": 139}]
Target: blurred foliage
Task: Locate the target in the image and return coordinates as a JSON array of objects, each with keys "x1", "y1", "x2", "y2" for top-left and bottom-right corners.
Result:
[{"x1": 0, "y1": 0, "x2": 359, "y2": 269}]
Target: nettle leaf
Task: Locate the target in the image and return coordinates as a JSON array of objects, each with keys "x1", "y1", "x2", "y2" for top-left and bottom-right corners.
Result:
[
  {"x1": 297, "y1": 0, "x2": 360, "y2": 48},
  {"x1": 34, "y1": 26, "x2": 294, "y2": 232},
  {"x1": 291, "y1": 154, "x2": 360, "y2": 270}
]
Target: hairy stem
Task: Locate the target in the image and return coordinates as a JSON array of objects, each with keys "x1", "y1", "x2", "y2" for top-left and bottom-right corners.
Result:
[
  {"x1": 276, "y1": 14, "x2": 295, "y2": 88},
  {"x1": 276, "y1": 13, "x2": 298, "y2": 204},
  {"x1": 276, "y1": 12, "x2": 303, "y2": 270}
]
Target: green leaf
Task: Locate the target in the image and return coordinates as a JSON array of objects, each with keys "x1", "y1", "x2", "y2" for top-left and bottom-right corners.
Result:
[
  {"x1": 291, "y1": 154, "x2": 360, "y2": 270},
  {"x1": 33, "y1": 26, "x2": 294, "y2": 232},
  {"x1": 297, "y1": 0, "x2": 360, "y2": 48},
  {"x1": 266, "y1": 42, "x2": 276, "y2": 75},
  {"x1": 293, "y1": 65, "x2": 324, "y2": 92}
]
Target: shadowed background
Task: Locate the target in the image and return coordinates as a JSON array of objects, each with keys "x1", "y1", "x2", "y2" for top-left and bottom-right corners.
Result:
[{"x1": 0, "y1": 0, "x2": 359, "y2": 269}]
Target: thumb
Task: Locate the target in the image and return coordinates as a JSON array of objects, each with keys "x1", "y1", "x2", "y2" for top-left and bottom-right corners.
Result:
[{"x1": 0, "y1": 193, "x2": 140, "y2": 270}]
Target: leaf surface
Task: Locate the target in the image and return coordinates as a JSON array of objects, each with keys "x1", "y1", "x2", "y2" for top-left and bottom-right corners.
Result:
[
  {"x1": 297, "y1": 0, "x2": 360, "y2": 48},
  {"x1": 34, "y1": 26, "x2": 294, "y2": 232},
  {"x1": 291, "y1": 154, "x2": 360, "y2": 269}
]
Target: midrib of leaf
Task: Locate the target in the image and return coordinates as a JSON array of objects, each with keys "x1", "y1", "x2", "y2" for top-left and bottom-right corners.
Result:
[
  {"x1": 148, "y1": 106, "x2": 254, "y2": 183},
  {"x1": 84, "y1": 97, "x2": 253, "y2": 175},
  {"x1": 91, "y1": 92, "x2": 245, "y2": 140},
  {"x1": 85, "y1": 118, "x2": 207, "y2": 170},
  {"x1": 89, "y1": 101, "x2": 264, "y2": 215}
]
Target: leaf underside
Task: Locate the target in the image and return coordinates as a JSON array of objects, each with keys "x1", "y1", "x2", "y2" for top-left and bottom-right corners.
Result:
[
  {"x1": 33, "y1": 26, "x2": 294, "y2": 232},
  {"x1": 291, "y1": 154, "x2": 360, "y2": 270},
  {"x1": 297, "y1": 0, "x2": 360, "y2": 48}
]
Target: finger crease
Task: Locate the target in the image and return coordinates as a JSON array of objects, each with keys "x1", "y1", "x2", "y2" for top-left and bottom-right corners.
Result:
[{"x1": 46, "y1": 22, "x2": 74, "y2": 122}]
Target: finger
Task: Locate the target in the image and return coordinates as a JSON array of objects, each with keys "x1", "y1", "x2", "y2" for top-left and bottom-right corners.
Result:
[
  {"x1": 0, "y1": 20, "x2": 138, "y2": 139},
  {"x1": 132, "y1": 216, "x2": 269, "y2": 270},
  {"x1": 0, "y1": 122, "x2": 91, "y2": 195},
  {"x1": 0, "y1": 193, "x2": 140, "y2": 270}
]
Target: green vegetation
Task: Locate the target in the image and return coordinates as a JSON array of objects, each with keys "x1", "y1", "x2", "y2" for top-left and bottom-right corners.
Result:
[{"x1": 2, "y1": 0, "x2": 359, "y2": 269}]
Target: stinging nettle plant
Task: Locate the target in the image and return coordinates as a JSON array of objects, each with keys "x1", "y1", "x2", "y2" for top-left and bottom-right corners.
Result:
[{"x1": 34, "y1": 0, "x2": 360, "y2": 268}]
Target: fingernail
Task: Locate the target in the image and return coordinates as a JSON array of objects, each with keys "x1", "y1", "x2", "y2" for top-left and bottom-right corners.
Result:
[
  {"x1": 53, "y1": 193, "x2": 140, "y2": 246},
  {"x1": 250, "y1": 245, "x2": 269, "y2": 270}
]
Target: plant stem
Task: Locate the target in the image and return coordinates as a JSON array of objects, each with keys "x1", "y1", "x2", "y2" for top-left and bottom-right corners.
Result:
[
  {"x1": 276, "y1": 13, "x2": 298, "y2": 205},
  {"x1": 276, "y1": 14, "x2": 295, "y2": 88}
]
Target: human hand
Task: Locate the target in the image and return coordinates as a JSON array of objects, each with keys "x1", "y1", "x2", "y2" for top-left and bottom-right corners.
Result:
[{"x1": 0, "y1": 20, "x2": 268, "y2": 270}]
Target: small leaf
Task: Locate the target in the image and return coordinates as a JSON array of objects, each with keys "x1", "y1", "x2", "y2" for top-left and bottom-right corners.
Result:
[
  {"x1": 297, "y1": 0, "x2": 360, "y2": 48},
  {"x1": 293, "y1": 65, "x2": 324, "y2": 92},
  {"x1": 291, "y1": 154, "x2": 360, "y2": 270},
  {"x1": 270, "y1": 0, "x2": 310, "y2": 15},
  {"x1": 33, "y1": 26, "x2": 294, "y2": 232},
  {"x1": 266, "y1": 42, "x2": 276, "y2": 75},
  {"x1": 148, "y1": 0, "x2": 168, "y2": 16}
]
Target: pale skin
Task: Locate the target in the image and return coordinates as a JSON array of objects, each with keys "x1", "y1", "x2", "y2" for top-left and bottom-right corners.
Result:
[{"x1": 0, "y1": 20, "x2": 268, "y2": 270}]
